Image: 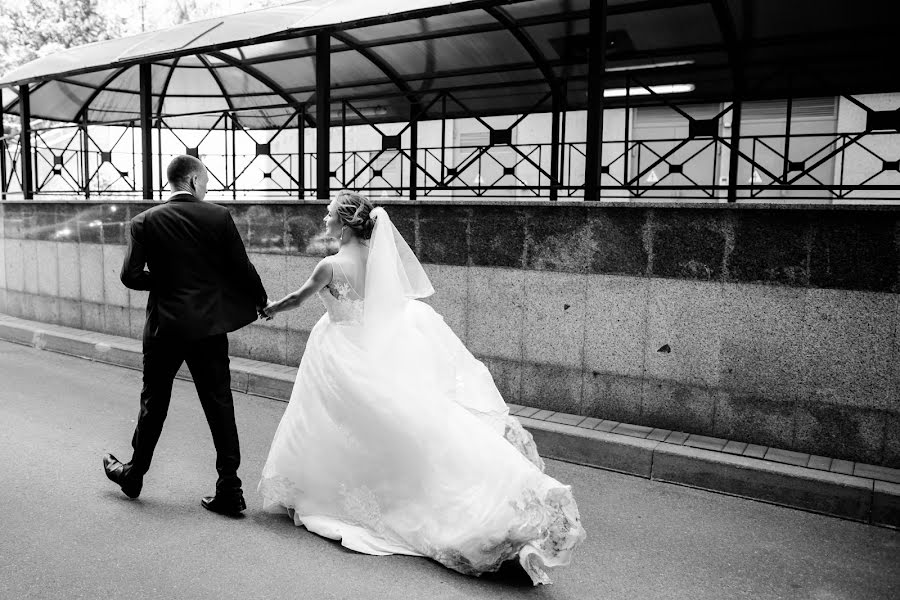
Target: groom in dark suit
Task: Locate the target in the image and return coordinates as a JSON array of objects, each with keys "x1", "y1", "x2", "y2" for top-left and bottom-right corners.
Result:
[{"x1": 103, "y1": 155, "x2": 268, "y2": 516}]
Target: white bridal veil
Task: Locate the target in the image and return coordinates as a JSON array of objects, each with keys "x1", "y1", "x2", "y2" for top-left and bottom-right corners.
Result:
[{"x1": 362, "y1": 207, "x2": 434, "y2": 346}]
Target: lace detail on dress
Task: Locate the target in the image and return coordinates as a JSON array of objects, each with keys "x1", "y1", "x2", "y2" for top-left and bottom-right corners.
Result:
[
  {"x1": 515, "y1": 487, "x2": 586, "y2": 585},
  {"x1": 258, "y1": 474, "x2": 304, "y2": 511},
  {"x1": 423, "y1": 485, "x2": 586, "y2": 585},
  {"x1": 319, "y1": 280, "x2": 364, "y2": 323},
  {"x1": 503, "y1": 416, "x2": 546, "y2": 472},
  {"x1": 338, "y1": 484, "x2": 388, "y2": 535},
  {"x1": 326, "y1": 280, "x2": 356, "y2": 301}
]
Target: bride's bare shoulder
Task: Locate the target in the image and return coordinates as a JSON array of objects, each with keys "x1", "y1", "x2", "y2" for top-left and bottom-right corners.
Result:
[{"x1": 332, "y1": 249, "x2": 366, "y2": 269}]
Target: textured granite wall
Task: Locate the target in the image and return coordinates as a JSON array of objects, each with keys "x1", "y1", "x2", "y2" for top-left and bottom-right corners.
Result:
[{"x1": 1, "y1": 200, "x2": 898, "y2": 467}]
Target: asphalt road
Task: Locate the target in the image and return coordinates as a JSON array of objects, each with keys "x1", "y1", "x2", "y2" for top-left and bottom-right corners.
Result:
[{"x1": 0, "y1": 339, "x2": 898, "y2": 600}]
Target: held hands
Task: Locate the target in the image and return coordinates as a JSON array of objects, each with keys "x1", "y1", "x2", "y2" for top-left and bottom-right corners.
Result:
[{"x1": 258, "y1": 299, "x2": 277, "y2": 321}]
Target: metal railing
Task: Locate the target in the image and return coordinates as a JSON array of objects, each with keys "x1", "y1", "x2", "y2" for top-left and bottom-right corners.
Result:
[{"x1": 3, "y1": 117, "x2": 899, "y2": 203}]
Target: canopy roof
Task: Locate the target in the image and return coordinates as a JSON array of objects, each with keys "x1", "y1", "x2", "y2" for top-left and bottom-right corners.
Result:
[{"x1": 0, "y1": 0, "x2": 893, "y2": 129}]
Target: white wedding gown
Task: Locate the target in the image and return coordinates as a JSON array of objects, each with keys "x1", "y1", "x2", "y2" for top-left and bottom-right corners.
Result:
[{"x1": 258, "y1": 213, "x2": 585, "y2": 585}]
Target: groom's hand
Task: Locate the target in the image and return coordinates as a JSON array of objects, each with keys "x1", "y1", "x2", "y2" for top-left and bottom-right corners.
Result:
[
  {"x1": 258, "y1": 300, "x2": 275, "y2": 321},
  {"x1": 256, "y1": 299, "x2": 271, "y2": 321}
]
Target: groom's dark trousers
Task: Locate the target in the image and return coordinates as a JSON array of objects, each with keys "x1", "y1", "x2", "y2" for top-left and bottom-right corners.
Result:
[{"x1": 120, "y1": 193, "x2": 267, "y2": 495}]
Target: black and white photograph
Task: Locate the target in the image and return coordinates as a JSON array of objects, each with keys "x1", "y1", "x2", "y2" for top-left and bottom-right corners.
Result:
[{"x1": 0, "y1": 1, "x2": 897, "y2": 598}]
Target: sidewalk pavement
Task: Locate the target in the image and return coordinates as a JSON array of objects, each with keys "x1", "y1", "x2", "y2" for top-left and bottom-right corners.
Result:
[{"x1": 1, "y1": 312, "x2": 897, "y2": 530}]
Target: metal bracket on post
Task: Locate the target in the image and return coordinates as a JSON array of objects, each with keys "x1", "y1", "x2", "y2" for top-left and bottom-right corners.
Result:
[
  {"x1": 19, "y1": 84, "x2": 33, "y2": 199},
  {"x1": 316, "y1": 32, "x2": 331, "y2": 201},
  {"x1": 584, "y1": 0, "x2": 607, "y2": 201},
  {"x1": 139, "y1": 63, "x2": 153, "y2": 200}
]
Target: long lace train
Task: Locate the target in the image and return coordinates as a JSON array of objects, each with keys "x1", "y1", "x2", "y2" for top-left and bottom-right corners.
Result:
[{"x1": 258, "y1": 292, "x2": 585, "y2": 585}]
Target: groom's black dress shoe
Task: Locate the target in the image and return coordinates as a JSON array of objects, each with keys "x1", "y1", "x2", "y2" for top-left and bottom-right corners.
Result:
[
  {"x1": 201, "y1": 493, "x2": 246, "y2": 516},
  {"x1": 102, "y1": 453, "x2": 142, "y2": 499}
]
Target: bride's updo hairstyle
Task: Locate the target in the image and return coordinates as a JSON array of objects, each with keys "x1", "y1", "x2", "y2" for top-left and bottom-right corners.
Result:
[{"x1": 334, "y1": 189, "x2": 376, "y2": 240}]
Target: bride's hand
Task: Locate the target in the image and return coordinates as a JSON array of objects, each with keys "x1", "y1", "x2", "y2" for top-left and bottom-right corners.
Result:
[{"x1": 260, "y1": 300, "x2": 277, "y2": 320}]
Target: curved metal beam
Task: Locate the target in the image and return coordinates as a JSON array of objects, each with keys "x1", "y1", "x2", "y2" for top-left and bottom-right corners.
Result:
[
  {"x1": 329, "y1": 30, "x2": 419, "y2": 105},
  {"x1": 155, "y1": 57, "x2": 180, "y2": 119},
  {"x1": 204, "y1": 51, "x2": 315, "y2": 127},
  {"x1": 483, "y1": 5, "x2": 556, "y2": 88},
  {"x1": 196, "y1": 54, "x2": 239, "y2": 125}
]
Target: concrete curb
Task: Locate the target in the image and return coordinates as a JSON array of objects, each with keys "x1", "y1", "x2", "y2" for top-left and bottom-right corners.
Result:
[
  {"x1": 1, "y1": 313, "x2": 898, "y2": 529},
  {"x1": 522, "y1": 418, "x2": 891, "y2": 526}
]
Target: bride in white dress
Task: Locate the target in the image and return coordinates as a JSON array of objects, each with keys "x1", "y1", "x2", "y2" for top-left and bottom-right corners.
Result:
[{"x1": 257, "y1": 190, "x2": 585, "y2": 585}]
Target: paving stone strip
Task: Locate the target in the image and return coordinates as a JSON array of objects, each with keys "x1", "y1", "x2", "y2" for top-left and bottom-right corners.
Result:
[{"x1": 1, "y1": 313, "x2": 897, "y2": 529}]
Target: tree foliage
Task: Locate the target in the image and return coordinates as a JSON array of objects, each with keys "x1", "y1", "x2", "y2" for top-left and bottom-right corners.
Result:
[
  {"x1": 0, "y1": 0, "x2": 125, "y2": 78},
  {"x1": 0, "y1": 0, "x2": 288, "y2": 134},
  {"x1": 0, "y1": 0, "x2": 289, "y2": 78}
]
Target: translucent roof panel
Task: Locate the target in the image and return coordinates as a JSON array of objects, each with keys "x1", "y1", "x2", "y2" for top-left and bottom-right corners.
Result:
[
  {"x1": 164, "y1": 65, "x2": 222, "y2": 98},
  {"x1": 346, "y1": 8, "x2": 499, "y2": 45},
  {"x1": 90, "y1": 89, "x2": 143, "y2": 120},
  {"x1": 501, "y1": 0, "x2": 585, "y2": 22},
  {"x1": 0, "y1": 87, "x2": 16, "y2": 112},
  {"x1": 62, "y1": 68, "x2": 122, "y2": 89},
  {"x1": 525, "y1": 17, "x2": 591, "y2": 63},
  {"x1": 25, "y1": 79, "x2": 96, "y2": 122},
  {"x1": 220, "y1": 37, "x2": 314, "y2": 63},
  {"x1": 252, "y1": 57, "x2": 317, "y2": 92},
  {"x1": 370, "y1": 31, "x2": 535, "y2": 78},
  {"x1": 608, "y1": 5, "x2": 722, "y2": 50},
  {"x1": 414, "y1": 67, "x2": 546, "y2": 95},
  {"x1": 328, "y1": 51, "x2": 390, "y2": 88},
  {"x1": 206, "y1": 67, "x2": 283, "y2": 97},
  {"x1": 0, "y1": 0, "x2": 894, "y2": 129},
  {"x1": 158, "y1": 95, "x2": 232, "y2": 118}
]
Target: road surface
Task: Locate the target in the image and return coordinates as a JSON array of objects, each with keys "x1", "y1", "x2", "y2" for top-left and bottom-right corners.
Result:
[{"x1": 0, "y1": 340, "x2": 897, "y2": 600}]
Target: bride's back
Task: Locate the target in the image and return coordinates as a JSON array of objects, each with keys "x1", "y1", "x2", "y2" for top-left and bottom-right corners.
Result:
[{"x1": 326, "y1": 244, "x2": 368, "y2": 301}]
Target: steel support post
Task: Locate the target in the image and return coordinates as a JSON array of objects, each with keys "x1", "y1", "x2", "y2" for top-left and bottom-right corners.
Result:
[
  {"x1": 624, "y1": 76, "x2": 631, "y2": 196},
  {"x1": 0, "y1": 96, "x2": 7, "y2": 200},
  {"x1": 727, "y1": 103, "x2": 742, "y2": 202},
  {"x1": 19, "y1": 84, "x2": 33, "y2": 199},
  {"x1": 440, "y1": 94, "x2": 447, "y2": 183},
  {"x1": 139, "y1": 63, "x2": 153, "y2": 200},
  {"x1": 298, "y1": 105, "x2": 306, "y2": 198},
  {"x1": 316, "y1": 32, "x2": 331, "y2": 200},
  {"x1": 783, "y1": 80, "x2": 793, "y2": 183},
  {"x1": 560, "y1": 80, "x2": 568, "y2": 197},
  {"x1": 157, "y1": 119, "x2": 164, "y2": 199},
  {"x1": 341, "y1": 101, "x2": 346, "y2": 188},
  {"x1": 409, "y1": 101, "x2": 419, "y2": 201},
  {"x1": 583, "y1": 0, "x2": 607, "y2": 200},
  {"x1": 549, "y1": 85, "x2": 561, "y2": 201},
  {"x1": 717, "y1": 0, "x2": 746, "y2": 203},
  {"x1": 81, "y1": 114, "x2": 91, "y2": 198},
  {"x1": 231, "y1": 117, "x2": 237, "y2": 200}
]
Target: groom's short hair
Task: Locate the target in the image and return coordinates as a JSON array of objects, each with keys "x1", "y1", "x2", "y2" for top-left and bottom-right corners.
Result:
[{"x1": 167, "y1": 155, "x2": 205, "y2": 186}]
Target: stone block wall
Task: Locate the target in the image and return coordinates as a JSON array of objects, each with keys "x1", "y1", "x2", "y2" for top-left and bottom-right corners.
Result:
[{"x1": 1, "y1": 199, "x2": 898, "y2": 467}]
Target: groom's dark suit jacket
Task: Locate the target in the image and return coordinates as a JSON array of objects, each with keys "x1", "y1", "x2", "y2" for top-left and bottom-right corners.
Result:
[{"x1": 120, "y1": 193, "x2": 267, "y2": 340}]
